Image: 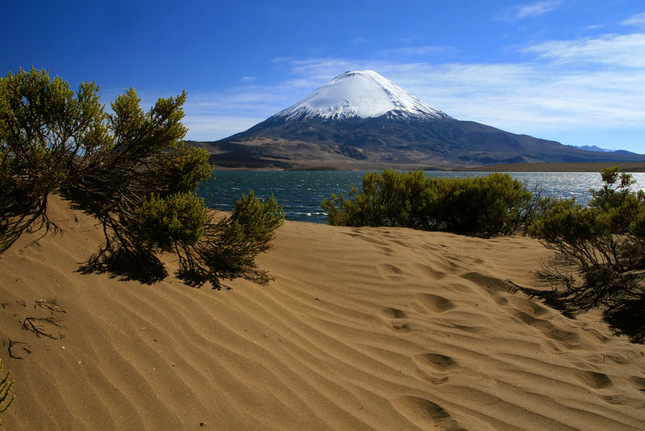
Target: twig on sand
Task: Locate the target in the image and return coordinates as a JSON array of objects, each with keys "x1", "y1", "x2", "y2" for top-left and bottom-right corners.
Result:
[
  {"x1": 22, "y1": 317, "x2": 64, "y2": 340},
  {"x1": 8, "y1": 340, "x2": 31, "y2": 359},
  {"x1": 34, "y1": 299, "x2": 66, "y2": 315}
]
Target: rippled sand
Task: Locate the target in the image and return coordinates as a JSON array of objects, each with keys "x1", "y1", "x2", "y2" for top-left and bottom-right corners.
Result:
[{"x1": 1, "y1": 196, "x2": 644, "y2": 430}]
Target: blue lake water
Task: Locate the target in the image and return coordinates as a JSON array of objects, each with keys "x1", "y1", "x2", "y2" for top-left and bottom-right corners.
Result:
[{"x1": 196, "y1": 170, "x2": 645, "y2": 224}]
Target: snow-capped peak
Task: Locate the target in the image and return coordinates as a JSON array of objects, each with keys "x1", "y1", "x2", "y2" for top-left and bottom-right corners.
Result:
[{"x1": 276, "y1": 70, "x2": 450, "y2": 121}]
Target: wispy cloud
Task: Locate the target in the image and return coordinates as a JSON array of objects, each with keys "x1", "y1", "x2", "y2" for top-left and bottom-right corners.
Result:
[
  {"x1": 622, "y1": 12, "x2": 645, "y2": 28},
  {"x1": 522, "y1": 33, "x2": 645, "y2": 67},
  {"x1": 183, "y1": 115, "x2": 265, "y2": 141},
  {"x1": 495, "y1": 1, "x2": 561, "y2": 23}
]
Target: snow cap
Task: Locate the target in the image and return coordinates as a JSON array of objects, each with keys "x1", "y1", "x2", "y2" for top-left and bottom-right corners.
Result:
[{"x1": 278, "y1": 70, "x2": 449, "y2": 120}]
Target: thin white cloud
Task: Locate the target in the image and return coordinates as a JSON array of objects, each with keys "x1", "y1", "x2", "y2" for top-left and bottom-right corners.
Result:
[
  {"x1": 496, "y1": 1, "x2": 561, "y2": 22},
  {"x1": 523, "y1": 33, "x2": 645, "y2": 68},
  {"x1": 183, "y1": 115, "x2": 264, "y2": 141},
  {"x1": 519, "y1": 1, "x2": 561, "y2": 18},
  {"x1": 622, "y1": 12, "x2": 645, "y2": 28},
  {"x1": 585, "y1": 24, "x2": 605, "y2": 31},
  {"x1": 405, "y1": 49, "x2": 645, "y2": 135}
]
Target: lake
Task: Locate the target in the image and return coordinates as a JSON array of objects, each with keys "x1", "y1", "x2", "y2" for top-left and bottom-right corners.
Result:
[{"x1": 196, "y1": 170, "x2": 645, "y2": 224}]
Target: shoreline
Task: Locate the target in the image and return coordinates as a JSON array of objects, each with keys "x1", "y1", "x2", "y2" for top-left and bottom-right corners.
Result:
[{"x1": 210, "y1": 161, "x2": 645, "y2": 173}]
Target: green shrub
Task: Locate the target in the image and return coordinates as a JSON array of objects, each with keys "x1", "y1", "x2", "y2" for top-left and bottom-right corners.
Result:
[
  {"x1": 424, "y1": 173, "x2": 535, "y2": 237},
  {"x1": 528, "y1": 167, "x2": 645, "y2": 342},
  {"x1": 225, "y1": 191, "x2": 285, "y2": 249},
  {"x1": 176, "y1": 192, "x2": 284, "y2": 289},
  {"x1": 322, "y1": 170, "x2": 537, "y2": 237},
  {"x1": 322, "y1": 169, "x2": 427, "y2": 227},
  {"x1": 528, "y1": 199, "x2": 616, "y2": 271},
  {"x1": 0, "y1": 67, "x2": 108, "y2": 252},
  {"x1": 133, "y1": 193, "x2": 210, "y2": 251}
]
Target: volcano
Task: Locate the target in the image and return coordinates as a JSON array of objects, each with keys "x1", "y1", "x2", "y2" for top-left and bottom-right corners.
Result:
[{"x1": 194, "y1": 70, "x2": 645, "y2": 169}]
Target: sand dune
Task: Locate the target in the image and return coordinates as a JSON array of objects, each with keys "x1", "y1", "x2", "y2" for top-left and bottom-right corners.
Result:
[{"x1": 1, "y1": 196, "x2": 644, "y2": 430}]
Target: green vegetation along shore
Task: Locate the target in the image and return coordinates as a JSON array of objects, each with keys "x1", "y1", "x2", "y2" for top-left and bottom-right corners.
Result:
[{"x1": 461, "y1": 161, "x2": 645, "y2": 172}]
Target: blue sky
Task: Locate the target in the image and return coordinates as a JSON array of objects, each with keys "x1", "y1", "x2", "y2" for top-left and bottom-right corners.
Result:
[{"x1": 3, "y1": 1, "x2": 645, "y2": 152}]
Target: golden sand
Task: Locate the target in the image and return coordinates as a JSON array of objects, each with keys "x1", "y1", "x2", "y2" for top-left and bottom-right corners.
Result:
[{"x1": 1, "y1": 196, "x2": 644, "y2": 430}]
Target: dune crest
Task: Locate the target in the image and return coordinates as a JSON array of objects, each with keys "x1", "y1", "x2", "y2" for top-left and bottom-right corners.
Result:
[{"x1": 0, "y1": 196, "x2": 644, "y2": 430}]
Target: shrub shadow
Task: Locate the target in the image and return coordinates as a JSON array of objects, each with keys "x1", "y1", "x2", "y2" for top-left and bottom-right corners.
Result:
[
  {"x1": 603, "y1": 297, "x2": 645, "y2": 343},
  {"x1": 78, "y1": 246, "x2": 168, "y2": 285}
]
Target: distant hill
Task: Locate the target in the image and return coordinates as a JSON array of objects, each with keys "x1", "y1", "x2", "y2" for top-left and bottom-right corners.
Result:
[
  {"x1": 192, "y1": 70, "x2": 645, "y2": 170},
  {"x1": 572, "y1": 145, "x2": 640, "y2": 155}
]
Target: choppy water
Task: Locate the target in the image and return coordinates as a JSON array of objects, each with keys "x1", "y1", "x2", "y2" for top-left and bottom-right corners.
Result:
[{"x1": 196, "y1": 170, "x2": 645, "y2": 224}]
